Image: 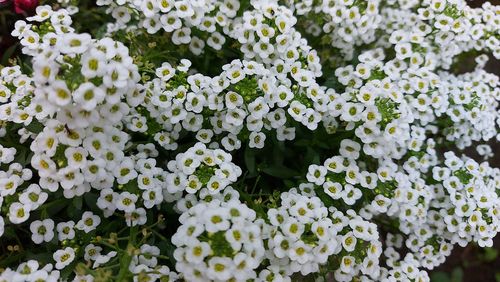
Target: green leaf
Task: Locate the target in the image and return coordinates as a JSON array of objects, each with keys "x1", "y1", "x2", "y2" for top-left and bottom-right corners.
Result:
[
  {"x1": 117, "y1": 226, "x2": 138, "y2": 281},
  {"x1": 430, "y1": 272, "x2": 450, "y2": 282},
  {"x1": 25, "y1": 120, "x2": 44, "y2": 134},
  {"x1": 60, "y1": 261, "x2": 78, "y2": 280},
  {"x1": 294, "y1": 139, "x2": 313, "y2": 147},
  {"x1": 261, "y1": 165, "x2": 300, "y2": 179},
  {"x1": 158, "y1": 240, "x2": 176, "y2": 265},
  {"x1": 314, "y1": 187, "x2": 335, "y2": 207},
  {"x1": 14, "y1": 147, "x2": 27, "y2": 164},
  {"x1": 303, "y1": 147, "x2": 320, "y2": 167},
  {"x1": 84, "y1": 192, "x2": 99, "y2": 212},
  {"x1": 0, "y1": 252, "x2": 24, "y2": 267},
  {"x1": 244, "y1": 146, "x2": 256, "y2": 175},
  {"x1": 272, "y1": 141, "x2": 285, "y2": 165},
  {"x1": 283, "y1": 179, "x2": 296, "y2": 189},
  {"x1": 483, "y1": 247, "x2": 498, "y2": 262},
  {"x1": 1, "y1": 43, "x2": 18, "y2": 66},
  {"x1": 72, "y1": 196, "x2": 83, "y2": 211},
  {"x1": 451, "y1": 267, "x2": 463, "y2": 282},
  {"x1": 324, "y1": 76, "x2": 342, "y2": 90}
]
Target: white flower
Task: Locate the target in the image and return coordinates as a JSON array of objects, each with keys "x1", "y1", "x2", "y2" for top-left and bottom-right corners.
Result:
[
  {"x1": 160, "y1": 12, "x2": 181, "y2": 32},
  {"x1": 324, "y1": 181, "x2": 343, "y2": 199},
  {"x1": 248, "y1": 132, "x2": 266, "y2": 149},
  {"x1": 73, "y1": 83, "x2": 106, "y2": 111},
  {"x1": 341, "y1": 232, "x2": 357, "y2": 252},
  {"x1": 142, "y1": 187, "x2": 163, "y2": 208},
  {"x1": 11, "y1": 20, "x2": 30, "y2": 37},
  {"x1": 306, "y1": 165, "x2": 327, "y2": 185},
  {"x1": 114, "y1": 158, "x2": 138, "y2": 184},
  {"x1": 156, "y1": 62, "x2": 176, "y2": 81},
  {"x1": 203, "y1": 208, "x2": 230, "y2": 233},
  {"x1": 207, "y1": 32, "x2": 225, "y2": 50},
  {"x1": 138, "y1": 244, "x2": 160, "y2": 267},
  {"x1": 93, "y1": 251, "x2": 117, "y2": 268},
  {"x1": 9, "y1": 202, "x2": 30, "y2": 224},
  {"x1": 81, "y1": 49, "x2": 106, "y2": 78},
  {"x1": 57, "y1": 221, "x2": 76, "y2": 241},
  {"x1": 76, "y1": 211, "x2": 101, "y2": 233},
  {"x1": 207, "y1": 257, "x2": 234, "y2": 281},
  {"x1": 0, "y1": 216, "x2": 4, "y2": 237},
  {"x1": 172, "y1": 27, "x2": 191, "y2": 45},
  {"x1": 125, "y1": 208, "x2": 148, "y2": 227},
  {"x1": 48, "y1": 80, "x2": 72, "y2": 106},
  {"x1": 289, "y1": 240, "x2": 312, "y2": 264},
  {"x1": 60, "y1": 33, "x2": 92, "y2": 54},
  {"x1": 340, "y1": 255, "x2": 356, "y2": 273},
  {"x1": 53, "y1": 247, "x2": 76, "y2": 269},
  {"x1": 116, "y1": 192, "x2": 138, "y2": 213},
  {"x1": 30, "y1": 219, "x2": 54, "y2": 244},
  {"x1": 84, "y1": 244, "x2": 102, "y2": 261},
  {"x1": 0, "y1": 174, "x2": 20, "y2": 197},
  {"x1": 20, "y1": 30, "x2": 40, "y2": 49}
]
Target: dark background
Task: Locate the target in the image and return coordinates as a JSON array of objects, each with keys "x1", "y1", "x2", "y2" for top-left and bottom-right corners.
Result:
[{"x1": 0, "y1": 1, "x2": 499, "y2": 281}]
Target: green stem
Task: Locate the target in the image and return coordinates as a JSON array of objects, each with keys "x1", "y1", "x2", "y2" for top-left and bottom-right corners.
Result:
[
  {"x1": 250, "y1": 175, "x2": 261, "y2": 195},
  {"x1": 116, "y1": 226, "x2": 138, "y2": 281},
  {"x1": 95, "y1": 240, "x2": 120, "y2": 251},
  {"x1": 151, "y1": 229, "x2": 168, "y2": 241}
]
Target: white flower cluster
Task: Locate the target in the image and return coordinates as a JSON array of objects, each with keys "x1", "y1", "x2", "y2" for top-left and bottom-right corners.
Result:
[
  {"x1": 8, "y1": 7, "x2": 142, "y2": 200},
  {"x1": 265, "y1": 187, "x2": 382, "y2": 281},
  {"x1": 0, "y1": 151, "x2": 34, "y2": 228},
  {"x1": 428, "y1": 152, "x2": 500, "y2": 247},
  {"x1": 141, "y1": 58, "x2": 326, "y2": 151},
  {"x1": 18, "y1": 210, "x2": 103, "y2": 272},
  {"x1": 226, "y1": 2, "x2": 322, "y2": 76},
  {"x1": 0, "y1": 65, "x2": 34, "y2": 125},
  {"x1": 97, "y1": 0, "x2": 235, "y2": 53},
  {"x1": 2, "y1": 7, "x2": 180, "y2": 230},
  {"x1": 99, "y1": 0, "x2": 323, "y2": 79},
  {"x1": 304, "y1": 134, "x2": 500, "y2": 272},
  {"x1": 379, "y1": 250, "x2": 430, "y2": 282},
  {"x1": 0, "y1": 0, "x2": 499, "y2": 280},
  {"x1": 0, "y1": 260, "x2": 61, "y2": 281},
  {"x1": 174, "y1": 185, "x2": 241, "y2": 215},
  {"x1": 172, "y1": 198, "x2": 265, "y2": 281},
  {"x1": 127, "y1": 244, "x2": 179, "y2": 282},
  {"x1": 165, "y1": 142, "x2": 242, "y2": 195},
  {"x1": 379, "y1": 0, "x2": 500, "y2": 69},
  {"x1": 332, "y1": 51, "x2": 499, "y2": 158},
  {"x1": 437, "y1": 67, "x2": 499, "y2": 149},
  {"x1": 285, "y1": 0, "x2": 382, "y2": 61}
]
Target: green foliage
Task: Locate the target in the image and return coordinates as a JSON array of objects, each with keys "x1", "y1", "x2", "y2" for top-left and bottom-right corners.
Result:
[{"x1": 430, "y1": 267, "x2": 463, "y2": 282}]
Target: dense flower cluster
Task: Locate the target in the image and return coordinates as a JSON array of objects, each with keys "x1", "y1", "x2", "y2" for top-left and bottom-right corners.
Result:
[
  {"x1": 165, "y1": 142, "x2": 242, "y2": 195},
  {"x1": 378, "y1": 0, "x2": 500, "y2": 69},
  {"x1": 0, "y1": 0, "x2": 499, "y2": 281},
  {"x1": 266, "y1": 187, "x2": 381, "y2": 281},
  {"x1": 141, "y1": 59, "x2": 320, "y2": 151},
  {"x1": 287, "y1": 0, "x2": 382, "y2": 61},
  {"x1": 172, "y1": 198, "x2": 265, "y2": 281},
  {"x1": 97, "y1": 0, "x2": 235, "y2": 52}
]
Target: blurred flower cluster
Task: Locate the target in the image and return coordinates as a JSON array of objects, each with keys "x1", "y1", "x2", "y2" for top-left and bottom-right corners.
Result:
[{"x1": 1, "y1": 0, "x2": 38, "y2": 14}]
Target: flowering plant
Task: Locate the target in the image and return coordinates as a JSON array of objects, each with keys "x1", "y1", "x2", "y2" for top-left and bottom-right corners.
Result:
[{"x1": 0, "y1": 0, "x2": 499, "y2": 281}]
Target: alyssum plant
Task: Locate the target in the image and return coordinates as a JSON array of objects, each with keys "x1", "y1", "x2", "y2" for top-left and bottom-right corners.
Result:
[{"x1": 0, "y1": 0, "x2": 499, "y2": 281}]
